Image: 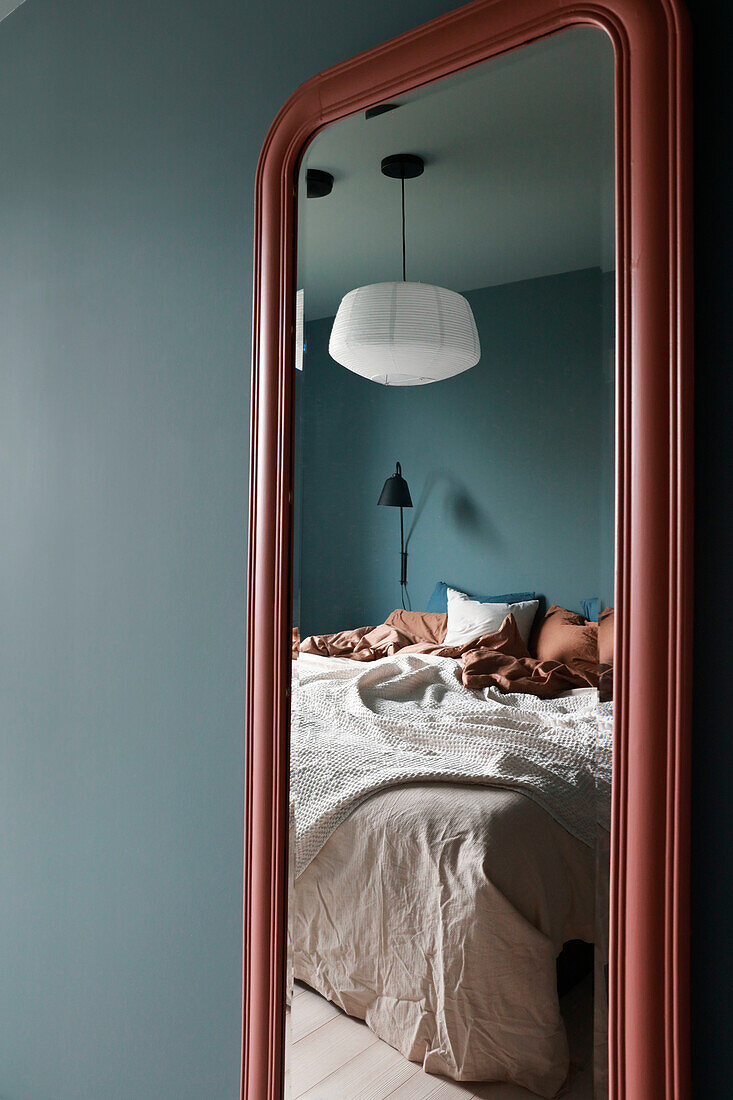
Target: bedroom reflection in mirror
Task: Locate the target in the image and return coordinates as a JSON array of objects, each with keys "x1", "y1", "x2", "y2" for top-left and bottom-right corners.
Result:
[{"x1": 288, "y1": 27, "x2": 615, "y2": 1100}]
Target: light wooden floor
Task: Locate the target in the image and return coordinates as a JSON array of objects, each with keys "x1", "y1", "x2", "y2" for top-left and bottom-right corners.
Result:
[{"x1": 285, "y1": 977, "x2": 595, "y2": 1100}]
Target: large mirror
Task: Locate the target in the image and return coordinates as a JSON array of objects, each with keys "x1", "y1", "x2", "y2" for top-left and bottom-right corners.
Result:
[{"x1": 287, "y1": 26, "x2": 615, "y2": 1100}]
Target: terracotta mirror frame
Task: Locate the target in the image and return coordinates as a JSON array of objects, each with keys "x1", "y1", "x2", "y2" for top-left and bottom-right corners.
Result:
[{"x1": 242, "y1": 0, "x2": 693, "y2": 1096}]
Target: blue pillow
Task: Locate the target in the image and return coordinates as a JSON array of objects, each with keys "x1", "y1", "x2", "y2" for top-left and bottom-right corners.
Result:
[
  {"x1": 581, "y1": 597, "x2": 601, "y2": 622},
  {"x1": 426, "y1": 580, "x2": 536, "y2": 615}
]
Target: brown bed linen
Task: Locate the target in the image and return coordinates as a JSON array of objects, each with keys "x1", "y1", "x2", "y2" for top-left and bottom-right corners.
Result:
[
  {"x1": 294, "y1": 782, "x2": 595, "y2": 1095},
  {"x1": 301, "y1": 612, "x2": 599, "y2": 696},
  {"x1": 384, "y1": 607, "x2": 447, "y2": 643},
  {"x1": 598, "y1": 607, "x2": 614, "y2": 665},
  {"x1": 298, "y1": 618, "x2": 454, "y2": 661},
  {"x1": 531, "y1": 604, "x2": 598, "y2": 665},
  {"x1": 462, "y1": 645, "x2": 598, "y2": 696}
]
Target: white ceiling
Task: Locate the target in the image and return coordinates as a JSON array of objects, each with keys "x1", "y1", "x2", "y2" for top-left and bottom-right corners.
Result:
[
  {"x1": 0, "y1": 1, "x2": 26, "y2": 22},
  {"x1": 298, "y1": 27, "x2": 615, "y2": 321}
]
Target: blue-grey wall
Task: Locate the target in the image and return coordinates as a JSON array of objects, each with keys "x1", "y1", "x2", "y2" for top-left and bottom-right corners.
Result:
[
  {"x1": 299, "y1": 269, "x2": 614, "y2": 636},
  {"x1": 0, "y1": 4, "x2": 253, "y2": 1098},
  {"x1": 0, "y1": 0, "x2": 729, "y2": 1097}
]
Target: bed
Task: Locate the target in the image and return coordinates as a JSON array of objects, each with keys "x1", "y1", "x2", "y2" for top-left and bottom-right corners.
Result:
[{"x1": 290, "y1": 611, "x2": 611, "y2": 1097}]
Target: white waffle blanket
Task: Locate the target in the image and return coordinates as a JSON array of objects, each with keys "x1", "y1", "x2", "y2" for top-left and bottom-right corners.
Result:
[{"x1": 292, "y1": 653, "x2": 611, "y2": 877}]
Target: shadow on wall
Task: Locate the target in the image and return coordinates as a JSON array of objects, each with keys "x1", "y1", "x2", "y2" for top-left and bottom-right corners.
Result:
[{"x1": 405, "y1": 469, "x2": 504, "y2": 555}]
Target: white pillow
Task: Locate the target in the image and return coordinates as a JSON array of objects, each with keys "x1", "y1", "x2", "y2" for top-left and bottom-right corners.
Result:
[{"x1": 443, "y1": 587, "x2": 539, "y2": 648}]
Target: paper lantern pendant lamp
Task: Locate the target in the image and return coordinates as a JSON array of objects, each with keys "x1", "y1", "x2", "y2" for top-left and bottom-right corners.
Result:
[
  {"x1": 329, "y1": 281, "x2": 480, "y2": 386},
  {"x1": 329, "y1": 153, "x2": 481, "y2": 386}
]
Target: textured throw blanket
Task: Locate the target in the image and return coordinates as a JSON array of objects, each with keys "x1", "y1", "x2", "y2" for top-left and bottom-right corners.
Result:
[{"x1": 293, "y1": 653, "x2": 612, "y2": 877}]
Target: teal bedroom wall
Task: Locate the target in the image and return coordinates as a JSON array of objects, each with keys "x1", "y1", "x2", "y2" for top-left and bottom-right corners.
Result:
[{"x1": 299, "y1": 268, "x2": 615, "y2": 637}]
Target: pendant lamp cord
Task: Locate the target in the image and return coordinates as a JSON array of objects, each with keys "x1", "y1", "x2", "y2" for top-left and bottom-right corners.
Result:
[{"x1": 401, "y1": 174, "x2": 406, "y2": 281}]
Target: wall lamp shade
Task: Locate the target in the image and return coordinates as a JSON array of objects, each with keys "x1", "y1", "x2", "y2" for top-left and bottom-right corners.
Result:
[
  {"x1": 329, "y1": 281, "x2": 481, "y2": 386},
  {"x1": 378, "y1": 462, "x2": 413, "y2": 508}
]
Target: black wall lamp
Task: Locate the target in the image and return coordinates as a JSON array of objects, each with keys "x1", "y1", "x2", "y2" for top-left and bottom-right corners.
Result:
[
  {"x1": 378, "y1": 462, "x2": 413, "y2": 604},
  {"x1": 306, "y1": 169, "x2": 334, "y2": 198}
]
